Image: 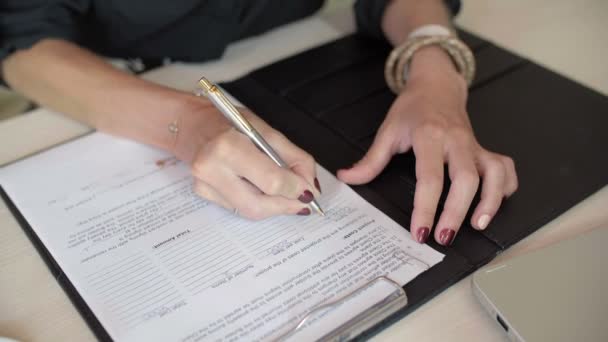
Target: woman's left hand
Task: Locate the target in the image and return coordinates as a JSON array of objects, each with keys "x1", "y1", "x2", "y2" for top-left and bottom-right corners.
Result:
[{"x1": 337, "y1": 46, "x2": 518, "y2": 246}]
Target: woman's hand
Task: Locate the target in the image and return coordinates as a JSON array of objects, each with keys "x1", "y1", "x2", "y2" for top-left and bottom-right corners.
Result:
[
  {"x1": 338, "y1": 46, "x2": 518, "y2": 245},
  {"x1": 173, "y1": 105, "x2": 321, "y2": 221}
]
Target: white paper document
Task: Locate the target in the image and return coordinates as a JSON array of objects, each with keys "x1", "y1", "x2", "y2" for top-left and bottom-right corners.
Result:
[{"x1": 0, "y1": 132, "x2": 444, "y2": 341}]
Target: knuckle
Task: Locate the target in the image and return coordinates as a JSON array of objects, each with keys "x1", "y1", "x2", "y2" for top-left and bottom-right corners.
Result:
[
  {"x1": 482, "y1": 190, "x2": 504, "y2": 205},
  {"x1": 417, "y1": 173, "x2": 443, "y2": 189},
  {"x1": 511, "y1": 184, "x2": 519, "y2": 194},
  {"x1": 204, "y1": 131, "x2": 238, "y2": 160},
  {"x1": 192, "y1": 183, "x2": 206, "y2": 198},
  {"x1": 266, "y1": 172, "x2": 287, "y2": 194},
  {"x1": 210, "y1": 133, "x2": 234, "y2": 157},
  {"x1": 267, "y1": 171, "x2": 301, "y2": 197},
  {"x1": 486, "y1": 158, "x2": 506, "y2": 176},
  {"x1": 240, "y1": 206, "x2": 266, "y2": 221},
  {"x1": 414, "y1": 205, "x2": 436, "y2": 219},
  {"x1": 488, "y1": 199, "x2": 503, "y2": 211},
  {"x1": 508, "y1": 178, "x2": 520, "y2": 194},
  {"x1": 448, "y1": 127, "x2": 474, "y2": 146},
  {"x1": 302, "y1": 154, "x2": 316, "y2": 168},
  {"x1": 502, "y1": 156, "x2": 516, "y2": 170},
  {"x1": 454, "y1": 170, "x2": 480, "y2": 187},
  {"x1": 441, "y1": 205, "x2": 460, "y2": 217},
  {"x1": 238, "y1": 206, "x2": 255, "y2": 219},
  {"x1": 191, "y1": 157, "x2": 213, "y2": 180},
  {"x1": 444, "y1": 201, "x2": 469, "y2": 217},
  {"x1": 416, "y1": 121, "x2": 447, "y2": 142}
]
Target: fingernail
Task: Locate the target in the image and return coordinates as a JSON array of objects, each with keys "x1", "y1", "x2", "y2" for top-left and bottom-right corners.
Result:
[
  {"x1": 297, "y1": 208, "x2": 311, "y2": 216},
  {"x1": 477, "y1": 214, "x2": 491, "y2": 230},
  {"x1": 416, "y1": 227, "x2": 430, "y2": 244},
  {"x1": 298, "y1": 190, "x2": 314, "y2": 203},
  {"x1": 314, "y1": 178, "x2": 322, "y2": 193},
  {"x1": 439, "y1": 229, "x2": 456, "y2": 246}
]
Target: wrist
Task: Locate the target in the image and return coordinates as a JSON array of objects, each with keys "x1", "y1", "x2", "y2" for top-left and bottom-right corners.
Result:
[
  {"x1": 409, "y1": 45, "x2": 459, "y2": 79},
  {"x1": 408, "y1": 45, "x2": 467, "y2": 89},
  {"x1": 171, "y1": 95, "x2": 227, "y2": 164}
]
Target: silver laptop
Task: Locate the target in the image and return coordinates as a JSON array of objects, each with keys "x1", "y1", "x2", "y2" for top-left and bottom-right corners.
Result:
[{"x1": 472, "y1": 227, "x2": 608, "y2": 342}]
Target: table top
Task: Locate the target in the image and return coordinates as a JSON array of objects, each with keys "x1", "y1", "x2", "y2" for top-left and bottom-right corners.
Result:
[{"x1": 1, "y1": 1, "x2": 606, "y2": 341}]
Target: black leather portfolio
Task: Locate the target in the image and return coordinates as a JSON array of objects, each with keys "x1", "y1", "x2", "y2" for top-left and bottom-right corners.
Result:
[
  {"x1": 221, "y1": 29, "x2": 608, "y2": 339},
  {"x1": 1, "y1": 29, "x2": 607, "y2": 342}
]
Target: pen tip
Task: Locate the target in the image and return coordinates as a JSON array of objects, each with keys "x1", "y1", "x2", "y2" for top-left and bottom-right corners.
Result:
[{"x1": 310, "y1": 200, "x2": 325, "y2": 217}]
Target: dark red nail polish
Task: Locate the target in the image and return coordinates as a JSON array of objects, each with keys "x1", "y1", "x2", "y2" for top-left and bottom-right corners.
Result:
[
  {"x1": 439, "y1": 229, "x2": 456, "y2": 246},
  {"x1": 416, "y1": 227, "x2": 430, "y2": 244},
  {"x1": 298, "y1": 190, "x2": 314, "y2": 203},
  {"x1": 314, "y1": 178, "x2": 322, "y2": 193},
  {"x1": 297, "y1": 208, "x2": 311, "y2": 216}
]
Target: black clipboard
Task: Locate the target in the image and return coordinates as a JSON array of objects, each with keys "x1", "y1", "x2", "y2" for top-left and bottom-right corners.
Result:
[{"x1": 1, "y1": 184, "x2": 113, "y2": 342}]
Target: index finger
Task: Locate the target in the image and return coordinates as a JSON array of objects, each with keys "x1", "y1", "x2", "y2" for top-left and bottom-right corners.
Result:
[
  {"x1": 229, "y1": 139, "x2": 317, "y2": 203},
  {"x1": 265, "y1": 130, "x2": 321, "y2": 196}
]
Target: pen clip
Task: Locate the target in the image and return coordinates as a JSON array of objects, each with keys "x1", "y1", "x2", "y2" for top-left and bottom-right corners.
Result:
[
  {"x1": 215, "y1": 90, "x2": 255, "y2": 134},
  {"x1": 196, "y1": 77, "x2": 254, "y2": 134}
]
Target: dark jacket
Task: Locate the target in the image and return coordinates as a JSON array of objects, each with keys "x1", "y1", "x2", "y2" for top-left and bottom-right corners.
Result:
[{"x1": 0, "y1": 0, "x2": 460, "y2": 68}]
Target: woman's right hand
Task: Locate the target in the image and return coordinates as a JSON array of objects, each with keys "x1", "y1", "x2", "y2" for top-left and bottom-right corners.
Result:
[
  {"x1": 173, "y1": 103, "x2": 321, "y2": 220},
  {"x1": 1, "y1": 38, "x2": 320, "y2": 218}
]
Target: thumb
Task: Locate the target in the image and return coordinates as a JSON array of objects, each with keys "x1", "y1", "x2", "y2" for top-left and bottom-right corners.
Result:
[{"x1": 338, "y1": 132, "x2": 396, "y2": 185}]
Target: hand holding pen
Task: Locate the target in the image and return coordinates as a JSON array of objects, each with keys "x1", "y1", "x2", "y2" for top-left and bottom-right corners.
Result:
[{"x1": 171, "y1": 77, "x2": 324, "y2": 220}]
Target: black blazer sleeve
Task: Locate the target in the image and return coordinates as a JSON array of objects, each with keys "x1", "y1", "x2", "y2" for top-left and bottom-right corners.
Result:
[
  {"x1": 0, "y1": 0, "x2": 90, "y2": 80},
  {"x1": 354, "y1": 0, "x2": 461, "y2": 41}
]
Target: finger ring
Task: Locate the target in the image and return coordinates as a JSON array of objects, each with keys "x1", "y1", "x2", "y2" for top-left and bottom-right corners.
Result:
[{"x1": 233, "y1": 208, "x2": 239, "y2": 216}]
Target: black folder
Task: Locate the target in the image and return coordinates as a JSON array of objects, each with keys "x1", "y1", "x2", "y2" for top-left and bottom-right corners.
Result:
[
  {"x1": 220, "y1": 29, "x2": 608, "y2": 339},
  {"x1": 2, "y1": 30, "x2": 607, "y2": 341}
]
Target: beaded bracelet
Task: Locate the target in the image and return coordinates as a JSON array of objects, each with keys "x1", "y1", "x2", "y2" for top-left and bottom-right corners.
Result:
[{"x1": 385, "y1": 35, "x2": 476, "y2": 94}]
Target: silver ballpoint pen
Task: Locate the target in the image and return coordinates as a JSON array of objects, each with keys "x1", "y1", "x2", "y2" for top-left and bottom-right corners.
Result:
[{"x1": 196, "y1": 77, "x2": 325, "y2": 216}]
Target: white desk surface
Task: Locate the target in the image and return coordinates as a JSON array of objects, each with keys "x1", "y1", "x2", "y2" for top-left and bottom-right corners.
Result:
[{"x1": 1, "y1": 1, "x2": 607, "y2": 341}]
